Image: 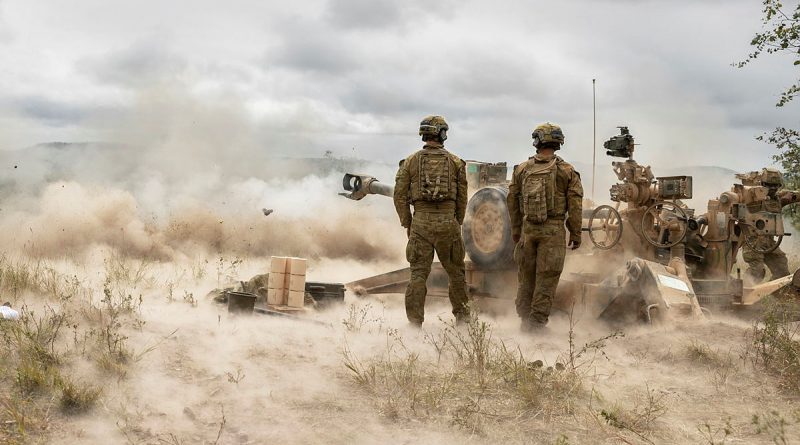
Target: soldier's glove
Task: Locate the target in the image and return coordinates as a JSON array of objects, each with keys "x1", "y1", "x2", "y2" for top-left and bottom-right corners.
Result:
[
  {"x1": 568, "y1": 239, "x2": 581, "y2": 250},
  {"x1": 512, "y1": 233, "x2": 520, "y2": 244}
]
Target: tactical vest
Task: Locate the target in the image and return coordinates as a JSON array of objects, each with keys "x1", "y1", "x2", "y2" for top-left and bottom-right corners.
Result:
[
  {"x1": 411, "y1": 149, "x2": 458, "y2": 203},
  {"x1": 747, "y1": 196, "x2": 781, "y2": 214},
  {"x1": 763, "y1": 197, "x2": 782, "y2": 213},
  {"x1": 519, "y1": 158, "x2": 560, "y2": 223}
]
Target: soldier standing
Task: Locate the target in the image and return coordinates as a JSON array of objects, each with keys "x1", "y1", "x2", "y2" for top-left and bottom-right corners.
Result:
[
  {"x1": 508, "y1": 123, "x2": 583, "y2": 332},
  {"x1": 742, "y1": 168, "x2": 797, "y2": 284},
  {"x1": 394, "y1": 115, "x2": 469, "y2": 327}
]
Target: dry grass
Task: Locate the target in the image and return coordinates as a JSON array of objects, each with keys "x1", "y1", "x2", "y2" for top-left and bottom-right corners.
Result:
[
  {"x1": 0, "y1": 255, "x2": 89, "y2": 302},
  {"x1": 746, "y1": 297, "x2": 800, "y2": 393},
  {"x1": 696, "y1": 417, "x2": 734, "y2": 445},
  {"x1": 342, "y1": 302, "x2": 385, "y2": 333},
  {"x1": 598, "y1": 384, "x2": 668, "y2": 441},
  {"x1": 686, "y1": 340, "x2": 725, "y2": 367},
  {"x1": 343, "y1": 312, "x2": 623, "y2": 438},
  {"x1": 750, "y1": 409, "x2": 800, "y2": 445},
  {"x1": 0, "y1": 254, "x2": 159, "y2": 443},
  {"x1": 57, "y1": 376, "x2": 101, "y2": 414},
  {"x1": 0, "y1": 394, "x2": 52, "y2": 444},
  {"x1": 685, "y1": 340, "x2": 738, "y2": 391}
]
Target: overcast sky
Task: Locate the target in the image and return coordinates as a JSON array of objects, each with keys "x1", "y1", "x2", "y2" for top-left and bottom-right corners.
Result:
[{"x1": 0, "y1": 0, "x2": 797, "y2": 176}]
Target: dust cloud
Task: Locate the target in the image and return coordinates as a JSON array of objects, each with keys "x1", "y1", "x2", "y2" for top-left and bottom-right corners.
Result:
[
  {"x1": 0, "y1": 83, "x2": 406, "y2": 265},
  {"x1": 0, "y1": 174, "x2": 404, "y2": 264}
]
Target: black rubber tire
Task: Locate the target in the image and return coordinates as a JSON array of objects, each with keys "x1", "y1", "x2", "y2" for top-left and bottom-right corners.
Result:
[{"x1": 462, "y1": 186, "x2": 515, "y2": 269}]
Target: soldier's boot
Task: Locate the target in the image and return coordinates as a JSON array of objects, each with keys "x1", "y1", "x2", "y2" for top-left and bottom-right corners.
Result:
[
  {"x1": 528, "y1": 271, "x2": 560, "y2": 327},
  {"x1": 744, "y1": 263, "x2": 767, "y2": 285},
  {"x1": 520, "y1": 318, "x2": 546, "y2": 333},
  {"x1": 766, "y1": 249, "x2": 790, "y2": 279},
  {"x1": 454, "y1": 311, "x2": 471, "y2": 326},
  {"x1": 451, "y1": 298, "x2": 471, "y2": 326}
]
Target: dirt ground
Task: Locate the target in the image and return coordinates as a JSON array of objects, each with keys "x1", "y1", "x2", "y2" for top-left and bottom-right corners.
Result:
[
  {"x1": 0, "y1": 254, "x2": 788, "y2": 445},
  {"x1": 0, "y1": 172, "x2": 798, "y2": 444}
]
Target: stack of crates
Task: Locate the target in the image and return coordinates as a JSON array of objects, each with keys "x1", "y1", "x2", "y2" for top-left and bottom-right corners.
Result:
[{"x1": 267, "y1": 257, "x2": 307, "y2": 308}]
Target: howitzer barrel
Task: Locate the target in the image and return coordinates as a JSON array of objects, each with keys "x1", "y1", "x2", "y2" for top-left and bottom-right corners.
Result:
[
  {"x1": 340, "y1": 173, "x2": 394, "y2": 200},
  {"x1": 368, "y1": 181, "x2": 394, "y2": 197}
]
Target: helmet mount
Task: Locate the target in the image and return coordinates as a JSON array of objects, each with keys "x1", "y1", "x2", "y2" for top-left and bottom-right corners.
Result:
[
  {"x1": 419, "y1": 115, "x2": 449, "y2": 142},
  {"x1": 532, "y1": 122, "x2": 565, "y2": 150}
]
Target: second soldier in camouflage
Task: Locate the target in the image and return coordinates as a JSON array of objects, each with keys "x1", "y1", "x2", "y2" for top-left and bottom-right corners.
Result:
[
  {"x1": 741, "y1": 168, "x2": 798, "y2": 284},
  {"x1": 394, "y1": 115, "x2": 469, "y2": 327},
  {"x1": 507, "y1": 123, "x2": 583, "y2": 332}
]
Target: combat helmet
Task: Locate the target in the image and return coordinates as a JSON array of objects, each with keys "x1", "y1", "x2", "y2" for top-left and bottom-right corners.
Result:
[
  {"x1": 419, "y1": 115, "x2": 449, "y2": 142},
  {"x1": 760, "y1": 167, "x2": 784, "y2": 188},
  {"x1": 532, "y1": 122, "x2": 565, "y2": 149}
]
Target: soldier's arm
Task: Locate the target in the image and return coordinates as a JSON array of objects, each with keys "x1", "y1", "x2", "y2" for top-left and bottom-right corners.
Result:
[
  {"x1": 778, "y1": 189, "x2": 800, "y2": 207},
  {"x1": 507, "y1": 165, "x2": 522, "y2": 239},
  {"x1": 393, "y1": 159, "x2": 412, "y2": 228},
  {"x1": 455, "y1": 160, "x2": 468, "y2": 225},
  {"x1": 566, "y1": 169, "x2": 584, "y2": 243}
]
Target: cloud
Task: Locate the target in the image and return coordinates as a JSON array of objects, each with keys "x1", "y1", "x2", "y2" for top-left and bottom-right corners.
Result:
[
  {"x1": 6, "y1": 95, "x2": 89, "y2": 126},
  {"x1": 324, "y1": 0, "x2": 402, "y2": 30},
  {"x1": 0, "y1": 0, "x2": 793, "y2": 174},
  {"x1": 0, "y1": 0, "x2": 9, "y2": 42},
  {"x1": 323, "y1": 0, "x2": 459, "y2": 30},
  {"x1": 268, "y1": 31, "x2": 356, "y2": 75},
  {"x1": 81, "y1": 38, "x2": 187, "y2": 88}
]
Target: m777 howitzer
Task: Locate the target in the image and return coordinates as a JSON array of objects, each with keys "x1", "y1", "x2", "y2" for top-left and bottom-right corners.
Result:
[
  {"x1": 585, "y1": 127, "x2": 800, "y2": 312},
  {"x1": 339, "y1": 128, "x2": 800, "y2": 324}
]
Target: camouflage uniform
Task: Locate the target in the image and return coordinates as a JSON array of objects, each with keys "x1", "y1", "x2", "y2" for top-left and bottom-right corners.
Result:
[
  {"x1": 508, "y1": 153, "x2": 583, "y2": 328},
  {"x1": 394, "y1": 140, "x2": 469, "y2": 326},
  {"x1": 742, "y1": 241, "x2": 789, "y2": 284},
  {"x1": 742, "y1": 184, "x2": 794, "y2": 283}
]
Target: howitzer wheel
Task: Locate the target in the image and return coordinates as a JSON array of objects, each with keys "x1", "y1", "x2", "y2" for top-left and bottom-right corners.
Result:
[
  {"x1": 588, "y1": 205, "x2": 623, "y2": 250},
  {"x1": 744, "y1": 232, "x2": 784, "y2": 254},
  {"x1": 463, "y1": 186, "x2": 514, "y2": 269},
  {"x1": 641, "y1": 202, "x2": 688, "y2": 249}
]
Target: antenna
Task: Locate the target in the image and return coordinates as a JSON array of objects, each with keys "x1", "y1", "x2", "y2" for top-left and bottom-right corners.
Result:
[{"x1": 592, "y1": 79, "x2": 597, "y2": 201}]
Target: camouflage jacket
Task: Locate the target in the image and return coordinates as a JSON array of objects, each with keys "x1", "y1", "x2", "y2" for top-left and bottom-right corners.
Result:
[
  {"x1": 507, "y1": 153, "x2": 583, "y2": 242},
  {"x1": 748, "y1": 189, "x2": 800, "y2": 213},
  {"x1": 779, "y1": 189, "x2": 800, "y2": 208},
  {"x1": 393, "y1": 142, "x2": 468, "y2": 228}
]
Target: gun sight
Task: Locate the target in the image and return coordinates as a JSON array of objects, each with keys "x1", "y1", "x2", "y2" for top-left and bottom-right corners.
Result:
[{"x1": 604, "y1": 126, "x2": 635, "y2": 158}]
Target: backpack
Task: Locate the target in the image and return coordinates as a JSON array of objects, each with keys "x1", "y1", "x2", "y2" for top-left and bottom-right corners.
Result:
[
  {"x1": 417, "y1": 150, "x2": 453, "y2": 202},
  {"x1": 521, "y1": 158, "x2": 557, "y2": 223}
]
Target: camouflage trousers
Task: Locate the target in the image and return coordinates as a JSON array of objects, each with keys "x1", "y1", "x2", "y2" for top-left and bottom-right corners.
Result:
[
  {"x1": 742, "y1": 240, "x2": 789, "y2": 284},
  {"x1": 405, "y1": 212, "x2": 469, "y2": 326},
  {"x1": 515, "y1": 219, "x2": 566, "y2": 327}
]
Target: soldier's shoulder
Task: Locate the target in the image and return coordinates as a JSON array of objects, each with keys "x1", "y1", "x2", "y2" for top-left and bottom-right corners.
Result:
[
  {"x1": 398, "y1": 150, "x2": 420, "y2": 170},
  {"x1": 556, "y1": 157, "x2": 579, "y2": 174},
  {"x1": 405, "y1": 149, "x2": 425, "y2": 161},
  {"x1": 445, "y1": 150, "x2": 465, "y2": 166},
  {"x1": 515, "y1": 157, "x2": 538, "y2": 171},
  {"x1": 555, "y1": 156, "x2": 573, "y2": 168}
]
